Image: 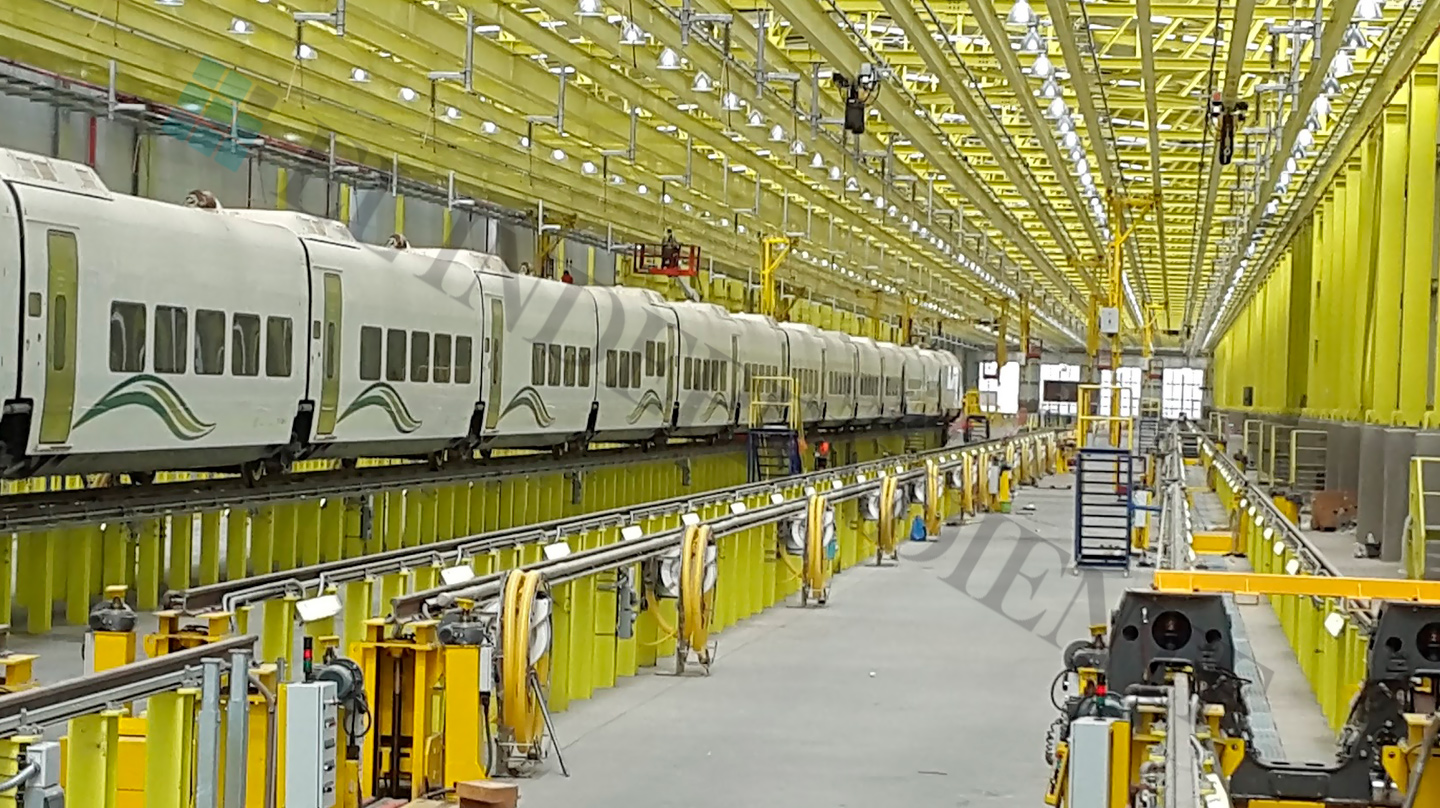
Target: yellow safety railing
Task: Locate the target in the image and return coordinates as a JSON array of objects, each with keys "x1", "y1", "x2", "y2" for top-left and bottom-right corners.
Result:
[
  {"x1": 1076, "y1": 382, "x2": 1135, "y2": 449},
  {"x1": 1406, "y1": 457, "x2": 1440, "y2": 580},
  {"x1": 748, "y1": 375, "x2": 801, "y2": 431}
]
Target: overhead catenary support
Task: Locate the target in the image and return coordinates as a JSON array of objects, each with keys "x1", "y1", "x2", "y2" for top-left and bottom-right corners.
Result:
[{"x1": 1134, "y1": 0, "x2": 1171, "y2": 327}]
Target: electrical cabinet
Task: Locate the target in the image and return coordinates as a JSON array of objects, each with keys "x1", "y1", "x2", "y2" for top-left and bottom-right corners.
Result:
[{"x1": 286, "y1": 681, "x2": 339, "y2": 808}]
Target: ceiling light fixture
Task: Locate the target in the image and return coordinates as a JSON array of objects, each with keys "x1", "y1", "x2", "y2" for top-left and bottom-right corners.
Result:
[
  {"x1": 1355, "y1": 0, "x2": 1384, "y2": 21},
  {"x1": 1040, "y1": 77, "x2": 1060, "y2": 99},
  {"x1": 791, "y1": 140, "x2": 807, "y2": 155},
  {"x1": 1018, "y1": 26, "x2": 1044, "y2": 54},
  {"x1": 445, "y1": 106, "x2": 461, "y2": 120},
  {"x1": 747, "y1": 110, "x2": 765, "y2": 127},
  {"x1": 1341, "y1": 24, "x2": 1368, "y2": 51},
  {"x1": 811, "y1": 152, "x2": 824, "y2": 168},
  {"x1": 722, "y1": 91, "x2": 743, "y2": 111},
  {"x1": 1007, "y1": 0, "x2": 1035, "y2": 27},
  {"x1": 581, "y1": 160, "x2": 598, "y2": 174},
  {"x1": 693, "y1": 71, "x2": 714, "y2": 92},
  {"x1": 551, "y1": 148, "x2": 566, "y2": 161},
  {"x1": 350, "y1": 67, "x2": 370, "y2": 82},
  {"x1": 637, "y1": 184, "x2": 648, "y2": 194},
  {"x1": 620, "y1": 21, "x2": 646, "y2": 45},
  {"x1": 1046, "y1": 97, "x2": 1067, "y2": 119},
  {"x1": 398, "y1": 86, "x2": 419, "y2": 102},
  {"x1": 1331, "y1": 50, "x2": 1354, "y2": 78},
  {"x1": 577, "y1": 0, "x2": 603, "y2": 16},
  {"x1": 1032, "y1": 52, "x2": 1054, "y2": 79},
  {"x1": 296, "y1": 43, "x2": 318, "y2": 60},
  {"x1": 481, "y1": 120, "x2": 497, "y2": 134},
  {"x1": 658, "y1": 47, "x2": 682, "y2": 69},
  {"x1": 769, "y1": 123, "x2": 786, "y2": 142},
  {"x1": 229, "y1": 17, "x2": 254, "y2": 34}
]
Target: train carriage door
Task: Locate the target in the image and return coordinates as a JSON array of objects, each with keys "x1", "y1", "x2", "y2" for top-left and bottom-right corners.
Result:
[
  {"x1": 315, "y1": 272, "x2": 342, "y2": 436},
  {"x1": 664, "y1": 323, "x2": 678, "y2": 422},
  {"x1": 484, "y1": 296, "x2": 504, "y2": 431},
  {"x1": 39, "y1": 230, "x2": 78, "y2": 445}
]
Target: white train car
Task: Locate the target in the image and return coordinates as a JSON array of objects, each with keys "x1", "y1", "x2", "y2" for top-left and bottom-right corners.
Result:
[
  {"x1": 778, "y1": 323, "x2": 825, "y2": 426},
  {"x1": 935, "y1": 350, "x2": 965, "y2": 419},
  {"x1": 901, "y1": 347, "x2": 940, "y2": 422},
  {"x1": 0, "y1": 149, "x2": 312, "y2": 479},
  {"x1": 876, "y1": 342, "x2": 906, "y2": 423},
  {"x1": 819, "y1": 329, "x2": 857, "y2": 429},
  {"x1": 732, "y1": 313, "x2": 787, "y2": 427},
  {"x1": 669, "y1": 301, "x2": 740, "y2": 437},
  {"x1": 479, "y1": 269, "x2": 598, "y2": 451},
  {"x1": 848, "y1": 336, "x2": 884, "y2": 425},
  {"x1": 590, "y1": 286, "x2": 672, "y2": 444},
  {"x1": 228, "y1": 212, "x2": 483, "y2": 464}
]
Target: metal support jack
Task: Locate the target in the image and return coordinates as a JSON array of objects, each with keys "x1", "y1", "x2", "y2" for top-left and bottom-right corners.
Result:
[{"x1": 528, "y1": 670, "x2": 568, "y2": 777}]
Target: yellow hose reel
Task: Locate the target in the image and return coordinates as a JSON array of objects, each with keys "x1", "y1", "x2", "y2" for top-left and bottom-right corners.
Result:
[
  {"x1": 676, "y1": 523, "x2": 717, "y2": 674},
  {"x1": 499, "y1": 569, "x2": 552, "y2": 754},
  {"x1": 875, "y1": 474, "x2": 903, "y2": 563},
  {"x1": 801, "y1": 494, "x2": 834, "y2": 606}
]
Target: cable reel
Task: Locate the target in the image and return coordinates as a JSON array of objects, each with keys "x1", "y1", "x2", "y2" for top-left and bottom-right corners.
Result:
[
  {"x1": 674, "y1": 523, "x2": 718, "y2": 674},
  {"x1": 497, "y1": 570, "x2": 562, "y2": 769},
  {"x1": 800, "y1": 494, "x2": 835, "y2": 606},
  {"x1": 875, "y1": 475, "x2": 905, "y2": 564}
]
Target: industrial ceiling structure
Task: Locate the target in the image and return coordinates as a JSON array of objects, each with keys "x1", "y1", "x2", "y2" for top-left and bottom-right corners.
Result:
[{"x1": 1, "y1": 0, "x2": 1433, "y2": 352}]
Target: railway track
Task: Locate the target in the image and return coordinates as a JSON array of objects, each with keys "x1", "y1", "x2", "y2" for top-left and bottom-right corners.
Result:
[
  {"x1": 166, "y1": 429, "x2": 1045, "y2": 616},
  {"x1": 0, "y1": 441, "x2": 738, "y2": 534}
]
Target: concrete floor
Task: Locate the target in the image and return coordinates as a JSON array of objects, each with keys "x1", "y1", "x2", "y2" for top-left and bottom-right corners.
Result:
[{"x1": 519, "y1": 480, "x2": 1143, "y2": 808}]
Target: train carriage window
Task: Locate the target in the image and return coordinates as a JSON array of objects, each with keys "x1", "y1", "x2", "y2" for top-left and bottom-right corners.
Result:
[
  {"x1": 358, "y1": 327, "x2": 382, "y2": 381},
  {"x1": 683, "y1": 357, "x2": 693, "y2": 390},
  {"x1": 109, "y1": 302, "x2": 146, "y2": 373},
  {"x1": 644, "y1": 342, "x2": 655, "y2": 376},
  {"x1": 195, "y1": 309, "x2": 226, "y2": 375},
  {"x1": 154, "y1": 306, "x2": 188, "y2": 374},
  {"x1": 563, "y1": 346, "x2": 576, "y2": 387},
  {"x1": 697, "y1": 359, "x2": 706, "y2": 392},
  {"x1": 656, "y1": 342, "x2": 666, "y2": 377},
  {"x1": 720, "y1": 361, "x2": 727, "y2": 391},
  {"x1": 548, "y1": 344, "x2": 562, "y2": 387},
  {"x1": 578, "y1": 347, "x2": 592, "y2": 387},
  {"x1": 617, "y1": 350, "x2": 630, "y2": 389},
  {"x1": 386, "y1": 329, "x2": 407, "y2": 382},
  {"x1": 266, "y1": 317, "x2": 293, "y2": 377},
  {"x1": 455, "y1": 337, "x2": 473, "y2": 385},
  {"x1": 433, "y1": 334, "x2": 452, "y2": 384},
  {"x1": 632, "y1": 351, "x2": 642, "y2": 389},
  {"x1": 605, "y1": 350, "x2": 617, "y2": 388},
  {"x1": 710, "y1": 360, "x2": 720, "y2": 392},
  {"x1": 411, "y1": 332, "x2": 430, "y2": 383},
  {"x1": 532, "y1": 344, "x2": 546, "y2": 386},
  {"x1": 232, "y1": 314, "x2": 261, "y2": 377}
]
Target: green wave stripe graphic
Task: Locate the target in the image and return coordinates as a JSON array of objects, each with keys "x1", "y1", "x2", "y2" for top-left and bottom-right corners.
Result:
[
  {"x1": 701, "y1": 393, "x2": 727, "y2": 420},
  {"x1": 499, "y1": 386, "x2": 556, "y2": 428},
  {"x1": 627, "y1": 389, "x2": 664, "y2": 424},
  {"x1": 337, "y1": 382, "x2": 423, "y2": 434},
  {"x1": 73, "y1": 374, "x2": 216, "y2": 441}
]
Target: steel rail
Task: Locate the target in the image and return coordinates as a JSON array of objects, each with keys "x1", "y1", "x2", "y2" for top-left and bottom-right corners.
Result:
[
  {"x1": 0, "y1": 634, "x2": 256, "y2": 736},
  {"x1": 392, "y1": 443, "x2": 994, "y2": 621},
  {"x1": 0, "y1": 442, "x2": 744, "y2": 534},
  {"x1": 171, "y1": 429, "x2": 1045, "y2": 614}
]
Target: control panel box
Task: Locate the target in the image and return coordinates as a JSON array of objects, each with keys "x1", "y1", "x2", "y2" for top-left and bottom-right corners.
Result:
[{"x1": 285, "y1": 681, "x2": 339, "y2": 808}]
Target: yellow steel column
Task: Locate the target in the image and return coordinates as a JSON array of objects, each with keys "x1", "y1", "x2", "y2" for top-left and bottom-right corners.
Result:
[
  {"x1": 67, "y1": 711, "x2": 122, "y2": 808},
  {"x1": 144, "y1": 689, "x2": 196, "y2": 808},
  {"x1": 19, "y1": 530, "x2": 56, "y2": 633},
  {"x1": 298, "y1": 500, "x2": 323, "y2": 568},
  {"x1": 1405, "y1": 44, "x2": 1440, "y2": 425},
  {"x1": 168, "y1": 514, "x2": 193, "y2": 591},
  {"x1": 250, "y1": 506, "x2": 275, "y2": 576},
  {"x1": 274, "y1": 505, "x2": 299, "y2": 570},
  {"x1": 225, "y1": 508, "x2": 249, "y2": 582},
  {"x1": 0, "y1": 531, "x2": 10, "y2": 625},
  {"x1": 320, "y1": 498, "x2": 344, "y2": 562},
  {"x1": 1306, "y1": 196, "x2": 1329, "y2": 413},
  {"x1": 198, "y1": 510, "x2": 222, "y2": 586},
  {"x1": 131, "y1": 518, "x2": 159, "y2": 607},
  {"x1": 67, "y1": 527, "x2": 95, "y2": 625},
  {"x1": 1354, "y1": 137, "x2": 1380, "y2": 417},
  {"x1": 1372, "y1": 102, "x2": 1409, "y2": 420},
  {"x1": 1288, "y1": 225, "x2": 1313, "y2": 412},
  {"x1": 1335, "y1": 168, "x2": 1359, "y2": 416}
]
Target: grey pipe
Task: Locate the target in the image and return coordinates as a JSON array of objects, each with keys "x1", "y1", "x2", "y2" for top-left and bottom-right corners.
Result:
[
  {"x1": 248, "y1": 673, "x2": 279, "y2": 808},
  {"x1": 0, "y1": 761, "x2": 38, "y2": 793}
]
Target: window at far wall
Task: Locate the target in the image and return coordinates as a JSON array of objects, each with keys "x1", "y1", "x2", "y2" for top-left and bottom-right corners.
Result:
[
  {"x1": 976, "y1": 361, "x2": 1019, "y2": 414},
  {"x1": 1162, "y1": 367, "x2": 1205, "y2": 419}
]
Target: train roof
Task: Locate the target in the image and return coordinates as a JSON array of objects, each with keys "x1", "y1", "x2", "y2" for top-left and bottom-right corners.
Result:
[
  {"x1": 224, "y1": 209, "x2": 357, "y2": 244},
  {"x1": 408, "y1": 248, "x2": 511, "y2": 275},
  {"x1": 0, "y1": 147, "x2": 111, "y2": 199}
]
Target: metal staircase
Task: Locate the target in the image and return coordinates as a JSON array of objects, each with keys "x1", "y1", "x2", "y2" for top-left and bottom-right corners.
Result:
[
  {"x1": 747, "y1": 428, "x2": 802, "y2": 482},
  {"x1": 746, "y1": 374, "x2": 804, "y2": 482},
  {"x1": 1073, "y1": 448, "x2": 1136, "y2": 571}
]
